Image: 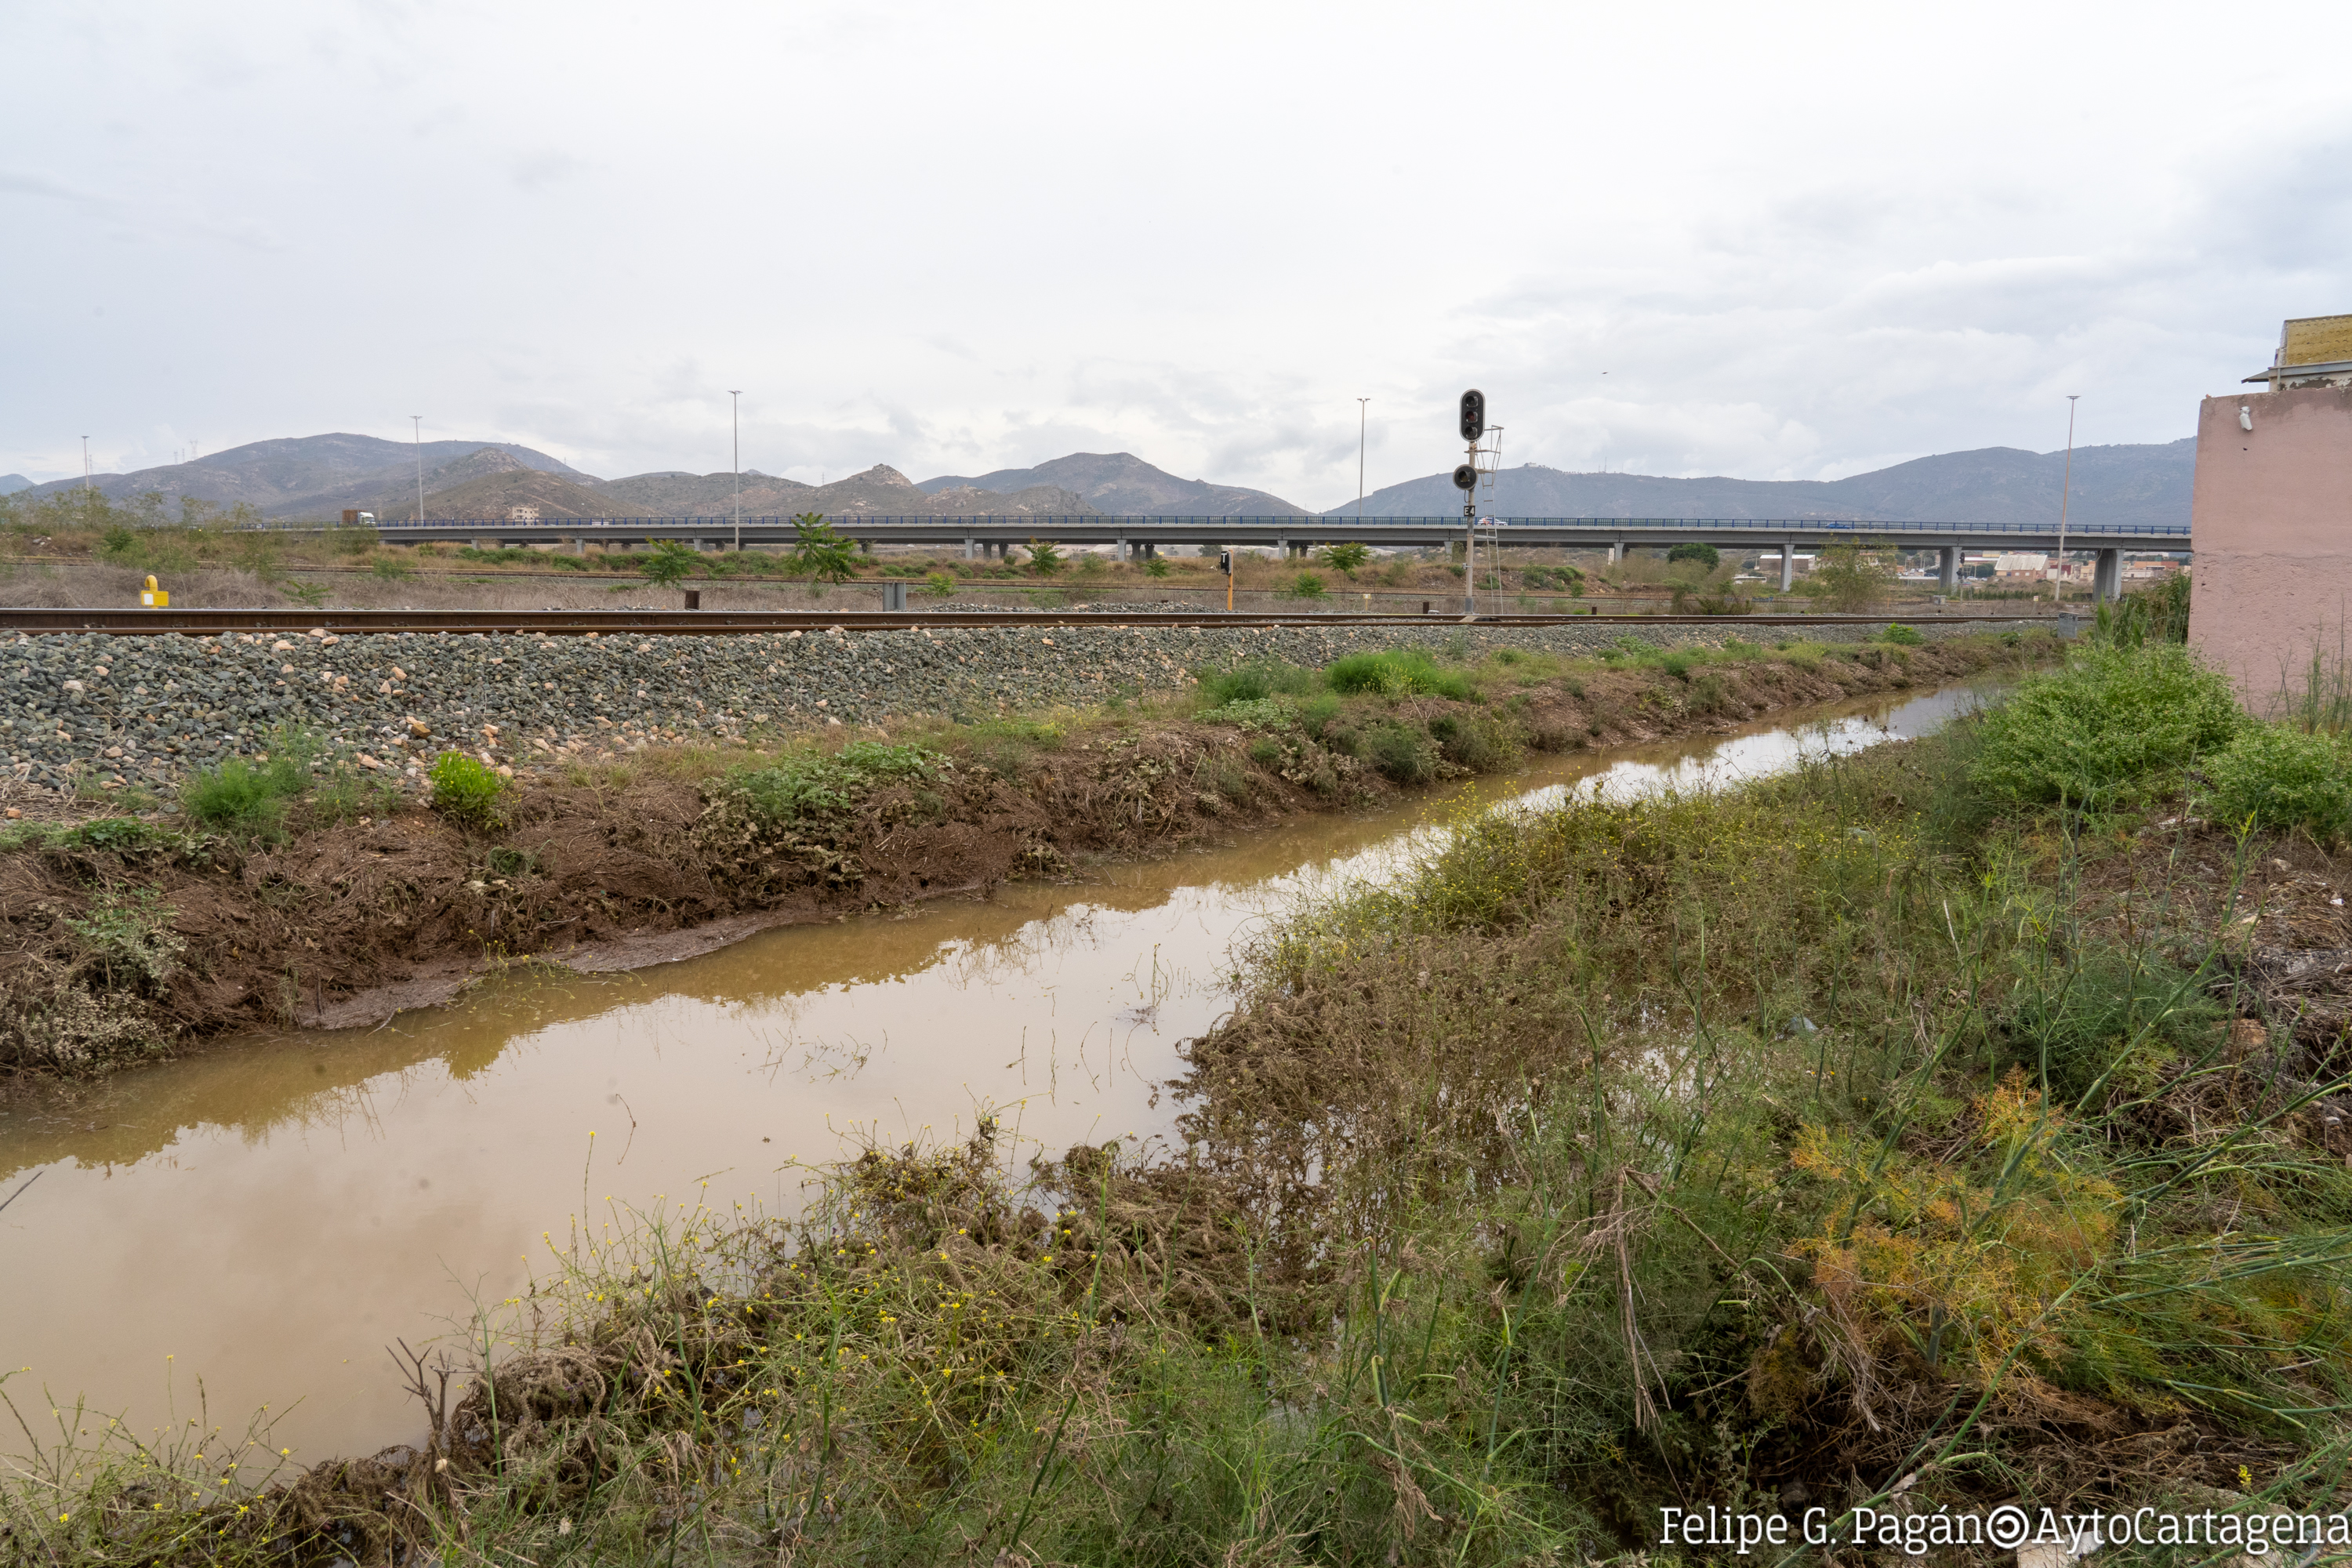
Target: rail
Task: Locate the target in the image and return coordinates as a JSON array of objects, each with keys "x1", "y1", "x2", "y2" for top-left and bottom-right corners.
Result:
[{"x1": 0, "y1": 608, "x2": 2070, "y2": 638}]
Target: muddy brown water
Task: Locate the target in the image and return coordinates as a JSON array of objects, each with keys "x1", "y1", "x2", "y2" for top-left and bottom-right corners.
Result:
[{"x1": 0, "y1": 681, "x2": 1994, "y2": 1465}]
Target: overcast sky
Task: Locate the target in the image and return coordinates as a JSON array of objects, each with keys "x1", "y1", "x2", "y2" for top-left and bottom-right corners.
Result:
[{"x1": 7, "y1": 1, "x2": 2349, "y2": 507}]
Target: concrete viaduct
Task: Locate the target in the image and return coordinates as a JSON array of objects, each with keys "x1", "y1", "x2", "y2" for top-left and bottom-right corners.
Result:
[{"x1": 335, "y1": 514, "x2": 2192, "y2": 601}]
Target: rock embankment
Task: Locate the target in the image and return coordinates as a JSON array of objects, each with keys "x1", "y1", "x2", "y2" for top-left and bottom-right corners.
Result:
[{"x1": 0, "y1": 618, "x2": 2035, "y2": 794}]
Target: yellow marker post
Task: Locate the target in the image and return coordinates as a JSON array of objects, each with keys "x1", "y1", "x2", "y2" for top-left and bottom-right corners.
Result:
[{"x1": 140, "y1": 574, "x2": 169, "y2": 608}]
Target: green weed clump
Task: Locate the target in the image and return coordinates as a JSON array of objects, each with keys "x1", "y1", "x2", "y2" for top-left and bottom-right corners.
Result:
[
  {"x1": 728, "y1": 740, "x2": 943, "y2": 824},
  {"x1": 1323, "y1": 648, "x2": 1473, "y2": 700},
  {"x1": 1881, "y1": 621, "x2": 1924, "y2": 645},
  {"x1": 179, "y1": 731, "x2": 319, "y2": 840},
  {"x1": 1363, "y1": 720, "x2": 1439, "y2": 782},
  {"x1": 428, "y1": 750, "x2": 506, "y2": 829},
  {"x1": 1970, "y1": 643, "x2": 2242, "y2": 808},
  {"x1": 2201, "y1": 723, "x2": 2352, "y2": 839},
  {"x1": 1196, "y1": 662, "x2": 1316, "y2": 706}
]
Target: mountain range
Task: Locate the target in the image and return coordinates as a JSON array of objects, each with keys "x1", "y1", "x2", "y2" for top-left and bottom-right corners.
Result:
[
  {"x1": 10, "y1": 431, "x2": 2198, "y2": 528},
  {"x1": 1330, "y1": 440, "x2": 2197, "y2": 529},
  {"x1": 916, "y1": 452, "x2": 1307, "y2": 517}
]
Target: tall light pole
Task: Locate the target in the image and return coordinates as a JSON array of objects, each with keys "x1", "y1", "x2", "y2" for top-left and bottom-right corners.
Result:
[
  {"x1": 81, "y1": 437, "x2": 92, "y2": 492},
  {"x1": 1356, "y1": 397, "x2": 1370, "y2": 519},
  {"x1": 729, "y1": 390, "x2": 743, "y2": 552},
  {"x1": 411, "y1": 416, "x2": 425, "y2": 524},
  {"x1": 2053, "y1": 394, "x2": 2078, "y2": 604}
]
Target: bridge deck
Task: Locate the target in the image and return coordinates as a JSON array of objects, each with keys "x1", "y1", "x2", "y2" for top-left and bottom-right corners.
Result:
[{"x1": 301, "y1": 514, "x2": 2190, "y2": 553}]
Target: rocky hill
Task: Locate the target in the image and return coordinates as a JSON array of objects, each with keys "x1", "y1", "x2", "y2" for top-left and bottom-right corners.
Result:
[
  {"x1": 600, "y1": 470, "x2": 813, "y2": 515},
  {"x1": 0, "y1": 475, "x2": 31, "y2": 495},
  {"x1": 1329, "y1": 439, "x2": 2197, "y2": 528},
  {"x1": 18, "y1": 433, "x2": 597, "y2": 519},
  {"x1": 369, "y1": 466, "x2": 655, "y2": 523},
  {"x1": 918, "y1": 452, "x2": 1305, "y2": 517},
  {"x1": 800, "y1": 465, "x2": 1094, "y2": 517}
]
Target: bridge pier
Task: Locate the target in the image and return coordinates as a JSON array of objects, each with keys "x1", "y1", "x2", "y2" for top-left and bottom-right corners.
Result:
[
  {"x1": 2095, "y1": 547, "x2": 2122, "y2": 603},
  {"x1": 963, "y1": 535, "x2": 975, "y2": 561},
  {"x1": 1610, "y1": 541, "x2": 1624, "y2": 565},
  {"x1": 1938, "y1": 546, "x2": 1958, "y2": 595},
  {"x1": 1779, "y1": 542, "x2": 1795, "y2": 593}
]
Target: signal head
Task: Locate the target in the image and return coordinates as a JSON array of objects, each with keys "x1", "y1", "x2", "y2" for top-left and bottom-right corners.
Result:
[{"x1": 1458, "y1": 388, "x2": 1486, "y2": 443}]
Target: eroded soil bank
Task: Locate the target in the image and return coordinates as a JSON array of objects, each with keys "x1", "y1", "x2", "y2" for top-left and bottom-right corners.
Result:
[{"x1": 0, "y1": 632, "x2": 2052, "y2": 1084}]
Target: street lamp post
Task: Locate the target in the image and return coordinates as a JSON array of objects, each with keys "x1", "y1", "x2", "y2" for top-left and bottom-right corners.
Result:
[
  {"x1": 411, "y1": 416, "x2": 424, "y2": 524},
  {"x1": 2053, "y1": 394, "x2": 2078, "y2": 604},
  {"x1": 729, "y1": 390, "x2": 743, "y2": 552},
  {"x1": 1356, "y1": 397, "x2": 1370, "y2": 519}
]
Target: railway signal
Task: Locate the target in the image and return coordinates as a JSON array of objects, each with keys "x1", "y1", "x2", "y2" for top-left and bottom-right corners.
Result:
[{"x1": 1456, "y1": 390, "x2": 1488, "y2": 618}]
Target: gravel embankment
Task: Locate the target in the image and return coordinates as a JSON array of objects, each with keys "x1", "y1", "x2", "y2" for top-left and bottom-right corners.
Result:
[{"x1": 0, "y1": 619, "x2": 2044, "y2": 795}]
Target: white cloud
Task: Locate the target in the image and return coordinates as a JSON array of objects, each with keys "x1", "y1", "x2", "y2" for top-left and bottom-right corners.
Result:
[{"x1": 2, "y1": 0, "x2": 2348, "y2": 508}]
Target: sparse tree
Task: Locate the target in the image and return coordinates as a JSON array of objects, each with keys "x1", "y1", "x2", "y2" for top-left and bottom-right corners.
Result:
[
  {"x1": 640, "y1": 539, "x2": 699, "y2": 589},
  {"x1": 1810, "y1": 539, "x2": 1896, "y2": 612},
  {"x1": 1025, "y1": 539, "x2": 1065, "y2": 576},
  {"x1": 1317, "y1": 541, "x2": 1371, "y2": 579},
  {"x1": 789, "y1": 512, "x2": 861, "y2": 585}
]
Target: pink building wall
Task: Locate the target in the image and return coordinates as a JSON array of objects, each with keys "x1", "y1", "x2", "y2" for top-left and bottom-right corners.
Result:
[{"x1": 2188, "y1": 385, "x2": 2352, "y2": 713}]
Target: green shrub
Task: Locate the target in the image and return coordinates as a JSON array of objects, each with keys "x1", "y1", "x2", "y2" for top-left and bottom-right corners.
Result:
[
  {"x1": 729, "y1": 742, "x2": 942, "y2": 824},
  {"x1": 1665, "y1": 541, "x2": 1719, "y2": 570},
  {"x1": 1198, "y1": 662, "x2": 1315, "y2": 706},
  {"x1": 1142, "y1": 555, "x2": 1171, "y2": 579},
  {"x1": 2001, "y1": 952, "x2": 2226, "y2": 1106},
  {"x1": 790, "y1": 514, "x2": 861, "y2": 585},
  {"x1": 1025, "y1": 539, "x2": 1065, "y2": 576},
  {"x1": 1282, "y1": 571, "x2": 1327, "y2": 600},
  {"x1": 1322, "y1": 649, "x2": 1473, "y2": 700},
  {"x1": 429, "y1": 750, "x2": 506, "y2": 829},
  {"x1": 920, "y1": 572, "x2": 958, "y2": 599},
  {"x1": 1428, "y1": 712, "x2": 1518, "y2": 771},
  {"x1": 639, "y1": 540, "x2": 699, "y2": 589},
  {"x1": 2201, "y1": 724, "x2": 2352, "y2": 839},
  {"x1": 1201, "y1": 697, "x2": 1297, "y2": 733},
  {"x1": 1365, "y1": 721, "x2": 1439, "y2": 784},
  {"x1": 1316, "y1": 542, "x2": 1370, "y2": 578},
  {"x1": 180, "y1": 729, "x2": 318, "y2": 840},
  {"x1": 1882, "y1": 622, "x2": 1924, "y2": 645},
  {"x1": 371, "y1": 554, "x2": 415, "y2": 580},
  {"x1": 1969, "y1": 644, "x2": 2243, "y2": 808}
]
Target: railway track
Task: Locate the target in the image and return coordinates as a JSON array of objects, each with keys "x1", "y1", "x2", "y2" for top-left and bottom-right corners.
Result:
[{"x1": 0, "y1": 607, "x2": 2063, "y2": 637}]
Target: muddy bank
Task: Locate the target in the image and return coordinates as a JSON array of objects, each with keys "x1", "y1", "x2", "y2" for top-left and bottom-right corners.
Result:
[{"x1": 0, "y1": 633, "x2": 2050, "y2": 1084}]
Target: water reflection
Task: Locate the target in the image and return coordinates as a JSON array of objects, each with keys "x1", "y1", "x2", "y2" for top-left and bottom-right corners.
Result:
[{"x1": 0, "y1": 680, "x2": 1991, "y2": 1462}]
